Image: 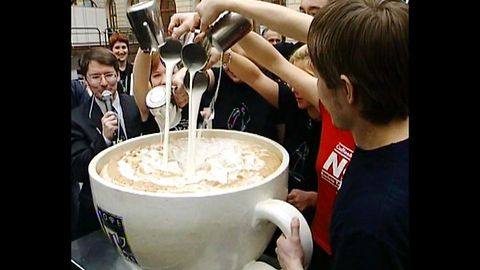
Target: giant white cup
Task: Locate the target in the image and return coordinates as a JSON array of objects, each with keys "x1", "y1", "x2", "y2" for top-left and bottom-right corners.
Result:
[{"x1": 88, "y1": 130, "x2": 312, "y2": 270}]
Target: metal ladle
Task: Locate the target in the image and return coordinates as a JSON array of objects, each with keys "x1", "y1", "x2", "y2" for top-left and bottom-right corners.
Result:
[{"x1": 181, "y1": 39, "x2": 210, "y2": 72}]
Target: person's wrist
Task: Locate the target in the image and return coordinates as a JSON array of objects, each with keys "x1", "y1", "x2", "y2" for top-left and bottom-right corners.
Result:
[
  {"x1": 308, "y1": 191, "x2": 318, "y2": 208},
  {"x1": 223, "y1": 50, "x2": 232, "y2": 67},
  {"x1": 141, "y1": 47, "x2": 151, "y2": 54},
  {"x1": 102, "y1": 133, "x2": 113, "y2": 146},
  {"x1": 291, "y1": 260, "x2": 304, "y2": 270}
]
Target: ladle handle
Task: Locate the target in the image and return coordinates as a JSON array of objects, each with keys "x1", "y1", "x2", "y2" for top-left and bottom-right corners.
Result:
[{"x1": 251, "y1": 199, "x2": 313, "y2": 269}]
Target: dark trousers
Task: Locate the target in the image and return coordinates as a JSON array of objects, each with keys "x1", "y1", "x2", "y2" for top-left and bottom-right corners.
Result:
[
  {"x1": 71, "y1": 181, "x2": 80, "y2": 241},
  {"x1": 308, "y1": 241, "x2": 332, "y2": 270}
]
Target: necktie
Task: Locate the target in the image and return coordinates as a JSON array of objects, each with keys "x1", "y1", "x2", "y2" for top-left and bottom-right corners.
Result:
[
  {"x1": 110, "y1": 106, "x2": 126, "y2": 144},
  {"x1": 117, "y1": 119, "x2": 126, "y2": 143}
]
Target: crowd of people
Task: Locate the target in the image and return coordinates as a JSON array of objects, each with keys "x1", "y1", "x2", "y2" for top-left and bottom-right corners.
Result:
[{"x1": 71, "y1": 0, "x2": 409, "y2": 269}]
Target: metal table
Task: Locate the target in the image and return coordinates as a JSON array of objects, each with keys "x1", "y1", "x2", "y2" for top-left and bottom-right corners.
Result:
[
  {"x1": 71, "y1": 230, "x2": 136, "y2": 270},
  {"x1": 71, "y1": 230, "x2": 280, "y2": 269}
]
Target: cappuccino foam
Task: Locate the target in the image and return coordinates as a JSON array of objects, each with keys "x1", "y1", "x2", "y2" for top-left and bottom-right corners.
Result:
[{"x1": 100, "y1": 137, "x2": 281, "y2": 193}]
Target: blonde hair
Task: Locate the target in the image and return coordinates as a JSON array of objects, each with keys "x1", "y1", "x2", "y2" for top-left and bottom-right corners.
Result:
[
  {"x1": 151, "y1": 52, "x2": 162, "y2": 72},
  {"x1": 289, "y1": 45, "x2": 314, "y2": 76}
]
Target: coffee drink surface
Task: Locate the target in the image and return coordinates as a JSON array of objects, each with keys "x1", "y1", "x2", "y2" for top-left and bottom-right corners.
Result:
[{"x1": 100, "y1": 136, "x2": 281, "y2": 193}]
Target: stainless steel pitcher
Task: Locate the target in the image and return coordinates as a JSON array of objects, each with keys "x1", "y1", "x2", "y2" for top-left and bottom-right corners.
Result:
[
  {"x1": 126, "y1": 0, "x2": 165, "y2": 52},
  {"x1": 208, "y1": 12, "x2": 252, "y2": 52},
  {"x1": 180, "y1": 12, "x2": 252, "y2": 71}
]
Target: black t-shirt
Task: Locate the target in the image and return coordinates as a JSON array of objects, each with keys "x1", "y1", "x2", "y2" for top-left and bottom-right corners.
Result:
[
  {"x1": 117, "y1": 62, "x2": 134, "y2": 95},
  {"x1": 274, "y1": 41, "x2": 305, "y2": 60},
  {"x1": 331, "y1": 139, "x2": 409, "y2": 270},
  {"x1": 173, "y1": 106, "x2": 190, "y2": 131},
  {"x1": 200, "y1": 67, "x2": 279, "y2": 141},
  {"x1": 277, "y1": 82, "x2": 320, "y2": 193},
  {"x1": 71, "y1": 79, "x2": 89, "y2": 109}
]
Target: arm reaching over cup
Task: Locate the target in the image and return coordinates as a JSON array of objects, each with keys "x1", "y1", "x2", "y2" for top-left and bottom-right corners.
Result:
[
  {"x1": 168, "y1": 12, "x2": 200, "y2": 39},
  {"x1": 276, "y1": 217, "x2": 305, "y2": 270},
  {"x1": 236, "y1": 32, "x2": 319, "y2": 111},
  {"x1": 132, "y1": 48, "x2": 152, "y2": 121},
  {"x1": 196, "y1": 0, "x2": 311, "y2": 42}
]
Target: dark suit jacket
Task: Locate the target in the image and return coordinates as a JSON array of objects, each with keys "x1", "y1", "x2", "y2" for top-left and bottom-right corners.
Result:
[
  {"x1": 71, "y1": 93, "x2": 159, "y2": 206},
  {"x1": 71, "y1": 79, "x2": 90, "y2": 109}
]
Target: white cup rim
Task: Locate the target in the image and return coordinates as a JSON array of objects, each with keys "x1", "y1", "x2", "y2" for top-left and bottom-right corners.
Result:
[{"x1": 88, "y1": 129, "x2": 289, "y2": 198}]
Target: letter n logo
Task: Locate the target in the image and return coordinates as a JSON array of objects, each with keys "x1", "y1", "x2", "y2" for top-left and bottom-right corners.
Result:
[{"x1": 323, "y1": 152, "x2": 348, "y2": 178}]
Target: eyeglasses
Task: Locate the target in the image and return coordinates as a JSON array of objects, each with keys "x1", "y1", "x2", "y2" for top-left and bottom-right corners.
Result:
[{"x1": 87, "y1": 72, "x2": 117, "y2": 85}]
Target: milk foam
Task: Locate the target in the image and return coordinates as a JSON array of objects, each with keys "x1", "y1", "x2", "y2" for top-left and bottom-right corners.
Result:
[{"x1": 101, "y1": 136, "x2": 280, "y2": 193}]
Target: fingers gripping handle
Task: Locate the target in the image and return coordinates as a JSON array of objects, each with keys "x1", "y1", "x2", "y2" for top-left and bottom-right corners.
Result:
[{"x1": 252, "y1": 199, "x2": 313, "y2": 269}]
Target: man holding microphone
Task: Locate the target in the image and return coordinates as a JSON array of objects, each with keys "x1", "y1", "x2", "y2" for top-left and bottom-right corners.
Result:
[{"x1": 71, "y1": 47, "x2": 159, "y2": 239}]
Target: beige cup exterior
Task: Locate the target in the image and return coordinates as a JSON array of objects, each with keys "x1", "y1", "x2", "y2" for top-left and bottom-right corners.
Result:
[{"x1": 88, "y1": 130, "x2": 312, "y2": 270}]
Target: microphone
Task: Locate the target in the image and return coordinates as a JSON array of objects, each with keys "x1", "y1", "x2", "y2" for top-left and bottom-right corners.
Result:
[
  {"x1": 101, "y1": 90, "x2": 119, "y2": 142},
  {"x1": 102, "y1": 90, "x2": 114, "y2": 112}
]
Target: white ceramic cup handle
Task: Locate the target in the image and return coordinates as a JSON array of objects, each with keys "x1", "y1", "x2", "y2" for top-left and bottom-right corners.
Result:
[{"x1": 248, "y1": 199, "x2": 313, "y2": 269}]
